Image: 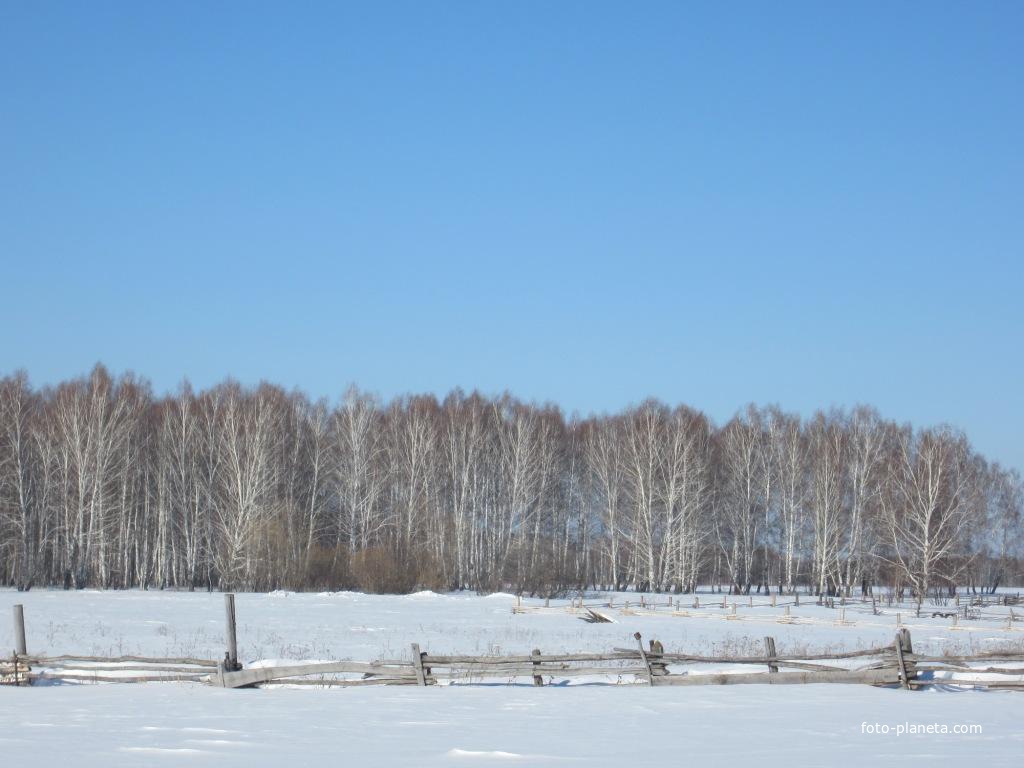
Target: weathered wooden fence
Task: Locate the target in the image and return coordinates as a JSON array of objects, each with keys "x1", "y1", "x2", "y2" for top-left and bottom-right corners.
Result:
[{"x1": 5, "y1": 597, "x2": 1024, "y2": 691}]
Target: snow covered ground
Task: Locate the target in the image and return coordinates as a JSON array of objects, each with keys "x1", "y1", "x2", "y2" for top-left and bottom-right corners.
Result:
[
  {"x1": 3, "y1": 588, "x2": 1021, "y2": 661},
  {"x1": 2, "y1": 589, "x2": 1023, "y2": 766},
  {"x1": 4, "y1": 683, "x2": 1022, "y2": 767}
]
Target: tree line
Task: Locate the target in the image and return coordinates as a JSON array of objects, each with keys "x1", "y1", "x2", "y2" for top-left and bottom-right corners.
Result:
[{"x1": 0, "y1": 365, "x2": 1020, "y2": 597}]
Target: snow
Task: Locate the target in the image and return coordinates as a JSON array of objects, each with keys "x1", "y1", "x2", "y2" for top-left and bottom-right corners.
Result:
[
  {"x1": 3, "y1": 682, "x2": 1021, "y2": 766},
  {"x1": 1, "y1": 589, "x2": 1023, "y2": 765},
  {"x1": 1, "y1": 588, "x2": 1020, "y2": 663}
]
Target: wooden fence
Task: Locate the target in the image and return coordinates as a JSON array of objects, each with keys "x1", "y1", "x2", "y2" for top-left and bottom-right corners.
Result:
[{"x1": 4, "y1": 596, "x2": 1024, "y2": 691}]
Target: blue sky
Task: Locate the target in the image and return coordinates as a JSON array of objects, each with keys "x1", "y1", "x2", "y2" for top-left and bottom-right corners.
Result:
[{"x1": 1, "y1": 2, "x2": 1021, "y2": 471}]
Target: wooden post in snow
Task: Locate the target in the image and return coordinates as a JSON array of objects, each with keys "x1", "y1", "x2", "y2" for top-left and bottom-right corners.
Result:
[
  {"x1": 648, "y1": 639, "x2": 667, "y2": 676},
  {"x1": 532, "y1": 648, "x2": 543, "y2": 687},
  {"x1": 899, "y1": 628, "x2": 914, "y2": 674},
  {"x1": 12, "y1": 604, "x2": 27, "y2": 656},
  {"x1": 764, "y1": 636, "x2": 778, "y2": 674},
  {"x1": 411, "y1": 643, "x2": 427, "y2": 686},
  {"x1": 634, "y1": 632, "x2": 655, "y2": 685},
  {"x1": 894, "y1": 629, "x2": 915, "y2": 689},
  {"x1": 224, "y1": 593, "x2": 239, "y2": 671}
]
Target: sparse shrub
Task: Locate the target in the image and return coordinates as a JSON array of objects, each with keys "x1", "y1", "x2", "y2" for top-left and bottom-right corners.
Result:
[
  {"x1": 412, "y1": 552, "x2": 449, "y2": 592},
  {"x1": 350, "y1": 547, "x2": 414, "y2": 593},
  {"x1": 303, "y1": 545, "x2": 352, "y2": 591}
]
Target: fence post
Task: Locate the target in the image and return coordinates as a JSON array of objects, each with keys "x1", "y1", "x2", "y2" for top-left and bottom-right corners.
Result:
[
  {"x1": 899, "y1": 628, "x2": 915, "y2": 682},
  {"x1": 411, "y1": 643, "x2": 427, "y2": 686},
  {"x1": 224, "y1": 593, "x2": 239, "y2": 671},
  {"x1": 764, "y1": 636, "x2": 778, "y2": 674},
  {"x1": 893, "y1": 629, "x2": 915, "y2": 689},
  {"x1": 532, "y1": 648, "x2": 544, "y2": 687},
  {"x1": 648, "y1": 639, "x2": 667, "y2": 676},
  {"x1": 13, "y1": 604, "x2": 27, "y2": 656},
  {"x1": 634, "y1": 632, "x2": 655, "y2": 686}
]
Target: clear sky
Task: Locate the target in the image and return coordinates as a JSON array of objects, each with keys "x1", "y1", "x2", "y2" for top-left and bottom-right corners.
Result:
[{"x1": 1, "y1": 2, "x2": 1021, "y2": 471}]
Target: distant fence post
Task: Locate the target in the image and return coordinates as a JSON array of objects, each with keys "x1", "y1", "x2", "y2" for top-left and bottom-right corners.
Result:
[
  {"x1": 13, "y1": 604, "x2": 27, "y2": 656},
  {"x1": 224, "y1": 593, "x2": 239, "y2": 671},
  {"x1": 532, "y1": 648, "x2": 543, "y2": 687},
  {"x1": 763, "y1": 636, "x2": 778, "y2": 674}
]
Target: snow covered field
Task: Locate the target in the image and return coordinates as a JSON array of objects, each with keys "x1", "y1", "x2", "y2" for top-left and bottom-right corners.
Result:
[
  {"x1": 4, "y1": 588, "x2": 1022, "y2": 661},
  {"x1": 2, "y1": 589, "x2": 1023, "y2": 766}
]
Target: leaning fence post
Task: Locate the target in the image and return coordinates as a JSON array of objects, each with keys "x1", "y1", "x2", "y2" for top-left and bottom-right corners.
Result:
[
  {"x1": 13, "y1": 604, "x2": 27, "y2": 657},
  {"x1": 411, "y1": 643, "x2": 427, "y2": 686},
  {"x1": 224, "y1": 593, "x2": 239, "y2": 671},
  {"x1": 634, "y1": 632, "x2": 655, "y2": 686},
  {"x1": 532, "y1": 648, "x2": 544, "y2": 687},
  {"x1": 764, "y1": 636, "x2": 778, "y2": 674}
]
